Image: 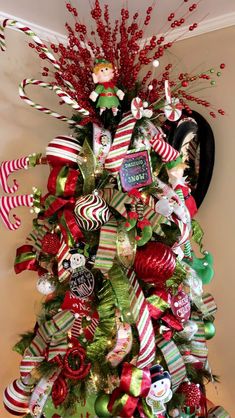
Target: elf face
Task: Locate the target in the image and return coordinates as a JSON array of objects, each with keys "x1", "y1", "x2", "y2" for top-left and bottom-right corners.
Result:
[
  {"x1": 148, "y1": 377, "x2": 171, "y2": 401},
  {"x1": 96, "y1": 66, "x2": 114, "y2": 83}
]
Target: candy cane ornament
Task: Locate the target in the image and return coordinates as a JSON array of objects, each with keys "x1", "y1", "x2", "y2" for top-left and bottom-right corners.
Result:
[
  {"x1": 0, "y1": 19, "x2": 60, "y2": 69},
  {"x1": 0, "y1": 156, "x2": 29, "y2": 194},
  {"x1": 0, "y1": 194, "x2": 34, "y2": 231},
  {"x1": 19, "y1": 79, "x2": 89, "y2": 125}
]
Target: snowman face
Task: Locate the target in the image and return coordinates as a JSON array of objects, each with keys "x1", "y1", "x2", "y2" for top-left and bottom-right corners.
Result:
[
  {"x1": 148, "y1": 378, "x2": 171, "y2": 401},
  {"x1": 70, "y1": 253, "x2": 86, "y2": 270}
]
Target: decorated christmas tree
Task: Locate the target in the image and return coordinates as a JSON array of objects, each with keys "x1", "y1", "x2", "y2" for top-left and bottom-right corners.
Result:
[{"x1": 0, "y1": 1, "x2": 230, "y2": 417}]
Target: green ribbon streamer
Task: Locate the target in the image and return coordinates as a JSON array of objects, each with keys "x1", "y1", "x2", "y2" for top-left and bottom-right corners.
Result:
[
  {"x1": 191, "y1": 219, "x2": 204, "y2": 253},
  {"x1": 108, "y1": 263, "x2": 133, "y2": 322},
  {"x1": 79, "y1": 139, "x2": 96, "y2": 194}
]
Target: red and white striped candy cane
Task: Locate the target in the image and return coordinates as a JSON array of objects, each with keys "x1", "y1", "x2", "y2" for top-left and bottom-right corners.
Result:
[
  {"x1": 104, "y1": 112, "x2": 136, "y2": 176},
  {"x1": 0, "y1": 156, "x2": 29, "y2": 194},
  {"x1": 0, "y1": 194, "x2": 34, "y2": 231},
  {"x1": 150, "y1": 132, "x2": 180, "y2": 162},
  {"x1": 127, "y1": 269, "x2": 155, "y2": 369},
  {"x1": 19, "y1": 79, "x2": 89, "y2": 123},
  {"x1": 0, "y1": 19, "x2": 60, "y2": 70}
]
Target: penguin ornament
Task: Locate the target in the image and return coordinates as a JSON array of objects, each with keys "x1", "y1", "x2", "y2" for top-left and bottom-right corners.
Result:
[{"x1": 146, "y1": 364, "x2": 172, "y2": 416}]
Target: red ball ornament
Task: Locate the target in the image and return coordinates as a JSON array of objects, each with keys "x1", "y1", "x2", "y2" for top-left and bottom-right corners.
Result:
[
  {"x1": 3, "y1": 379, "x2": 33, "y2": 416},
  {"x1": 181, "y1": 80, "x2": 189, "y2": 87},
  {"x1": 41, "y1": 232, "x2": 61, "y2": 255},
  {"x1": 134, "y1": 242, "x2": 176, "y2": 287},
  {"x1": 178, "y1": 382, "x2": 201, "y2": 407}
]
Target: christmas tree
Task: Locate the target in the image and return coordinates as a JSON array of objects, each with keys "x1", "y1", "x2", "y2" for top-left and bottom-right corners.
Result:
[{"x1": 0, "y1": 2, "x2": 230, "y2": 417}]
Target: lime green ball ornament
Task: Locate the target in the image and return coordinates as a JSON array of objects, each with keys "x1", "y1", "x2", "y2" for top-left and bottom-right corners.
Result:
[
  {"x1": 204, "y1": 321, "x2": 216, "y2": 340},
  {"x1": 94, "y1": 393, "x2": 112, "y2": 417}
]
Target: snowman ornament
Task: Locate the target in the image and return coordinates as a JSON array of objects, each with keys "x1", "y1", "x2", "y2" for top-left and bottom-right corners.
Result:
[
  {"x1": 63, "y1": 249, "x2": 95, "y2": 299},
  {"x1": 146, "y1": 364, "x2": 172, "y2": 416}
]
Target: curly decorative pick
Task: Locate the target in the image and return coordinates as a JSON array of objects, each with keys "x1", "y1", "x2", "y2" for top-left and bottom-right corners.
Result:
[{"x1": 0, "y1": 194, "x2": 34, "y2": 230}]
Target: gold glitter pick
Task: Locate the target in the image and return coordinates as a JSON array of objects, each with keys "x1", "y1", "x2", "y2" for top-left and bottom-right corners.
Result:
[
  {"x1": 79, "y1": 139, "x2": 96, "y2": 194},
  {"x1": 116, "y1": 220, "x2": 137, "y2": 268}
]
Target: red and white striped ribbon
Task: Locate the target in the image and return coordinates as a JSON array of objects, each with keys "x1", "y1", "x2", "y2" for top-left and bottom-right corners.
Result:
[
  {"x1": 19, "y1": 79, "x2": 89, "y2": 124},
  {"x1": 104, "y1": 112, "x2": 136, "y2": 175},
  {"x1": 127, "y1": 269, "x2": 155, "y2": 369},
  {"x1": 150, "y1": 132, "x2": 180, "y2": 162},
  {"x1": 0, "y1": 156, "x2": 29, "y2": 194},
  {"x1": 57, "y1": 240, "x2": 72, "y2": 282},
  {"x1": 0, "y1": 194, "x2": 34, "y2": 230}
]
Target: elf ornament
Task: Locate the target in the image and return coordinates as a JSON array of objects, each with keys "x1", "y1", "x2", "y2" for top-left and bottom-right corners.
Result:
[
  {"x1": 146, "y1": 364, "x2": 172, "y2": 416},
  {"x1": 89, "y1": 58, "x2": 125, "y2": 116}
]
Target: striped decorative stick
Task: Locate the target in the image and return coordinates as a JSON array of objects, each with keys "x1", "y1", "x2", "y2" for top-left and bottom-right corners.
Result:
[
  {"x1": 0, "y1": 19, "x2": 60, "y2": 70},
  {"x1": 0, "y1": 156, "x2": 29, "y2": 194},
  {"x1": 19, "y1": 79, "x2": 89, "y2": 124},
  {"x1": 0, "y1": 194, "x2": 34, "y2": 231}
]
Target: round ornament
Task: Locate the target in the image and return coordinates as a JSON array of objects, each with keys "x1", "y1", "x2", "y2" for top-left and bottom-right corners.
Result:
[
  {"x1": 36, "y1": 274, "x2": 56, "y2": 295},
  {"x1": 134, "y1": 242, "x2": 176, "y2": 286},
  {"x1": 74, "y1": 194, "x2": 111, "y2": 231},
  {"x1": 41, "y1": 232, "x2": 61, "y2": 255},
  {"x1": 94, "y1": 393, "x2": 112, "y2": 417},
  {"x1": 171, "y1": 290, "x2": 191, "y2": 322},
  {"x1": 178, "y1": 382, "x2": 201, "y2": 407},
  {"x1": 204, "y1": 320, "x2": 216, "y2": 340},
  {"x1": 3, "y1": 379, "x2": 33, "y2": 416},
  {"x1": 46, "y1": 135, "x2": 82, "y2": 167},
  {"x1": 70, "y1": 267, "x2": 95, "y2": 299},
  {"x1": 131, "y1": 97, "x2": 144, "y2": 119}
]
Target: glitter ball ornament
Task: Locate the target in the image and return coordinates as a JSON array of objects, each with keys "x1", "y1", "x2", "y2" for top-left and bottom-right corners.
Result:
[
  {"x1": 41, "y1": 232, "x2": 61, "y2": 255},
  {"x1": 36, "y1": 274, "x2": 56, "y2": 295},
  {"x1": 3, "y1": 379, "x2": 33, "y2": 416},
  {"x1": 74, "y1": 194, "x2": 111, "y2": 231},
  {"x1": 46, "y1": 135, "x2": 82, "y2": 167},
  {"x1": 134, "y1": 242, "x2": 176, "y2": 286},
  {"x1": 204, "y1": 320, "x2": 216, "y2": 340},
  {"x1": 94, "y1": 393, "x2": 112, "y2": 417},
  {"x1": 178, "y1": 382, "x2": 201, "y2": 407}
]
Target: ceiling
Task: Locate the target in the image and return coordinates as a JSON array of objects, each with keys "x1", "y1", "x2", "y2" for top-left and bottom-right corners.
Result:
[{"x1": 0, "y1": 0, "x2": 235, "y2": 42}]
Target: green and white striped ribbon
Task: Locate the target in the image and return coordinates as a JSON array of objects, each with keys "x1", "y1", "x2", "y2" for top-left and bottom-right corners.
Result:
[
  {"x1": 157, "y1": 337, "x2": 187, "y2": 391},
  {"x1": 190, "y1": 312, "x2": 208, "y2": 365},
  {"x1": 94, "y1": 217, "x2": 118, "y2": 276}
]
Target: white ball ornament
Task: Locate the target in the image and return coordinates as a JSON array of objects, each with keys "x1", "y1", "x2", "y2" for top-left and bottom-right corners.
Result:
[
  {"x1": 36, "y1": 274, "x2": 56, "y2": 295},
  {"x1": 152, "y1": 59, "x2": 160, "y2": 68},
  {"x1": 148, "y1": 84, "x2": 153, "y2": 91}
]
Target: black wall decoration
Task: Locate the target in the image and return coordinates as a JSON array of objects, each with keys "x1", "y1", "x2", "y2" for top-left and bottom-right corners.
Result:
[{"x1": 166, "y1": 110, "x2": 215, "y2": 209}]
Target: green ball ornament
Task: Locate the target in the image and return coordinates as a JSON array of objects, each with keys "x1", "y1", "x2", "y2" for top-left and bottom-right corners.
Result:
[
  {"x1": 204, "y1": 321, "x2": 216, "y2": 340},
  {"x1": 94, "y1": 393, "x2": 112, "y2": 417}
]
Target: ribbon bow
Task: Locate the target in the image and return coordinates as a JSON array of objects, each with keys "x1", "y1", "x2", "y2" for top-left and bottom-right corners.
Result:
[{"x1": 108, "y1": 363, "x2": 151, "y2": 417}]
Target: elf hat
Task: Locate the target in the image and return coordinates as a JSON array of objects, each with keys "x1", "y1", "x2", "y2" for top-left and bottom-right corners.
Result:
[{"x1": 150, "y1": 364, "x2": 171, "y2": 383}]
